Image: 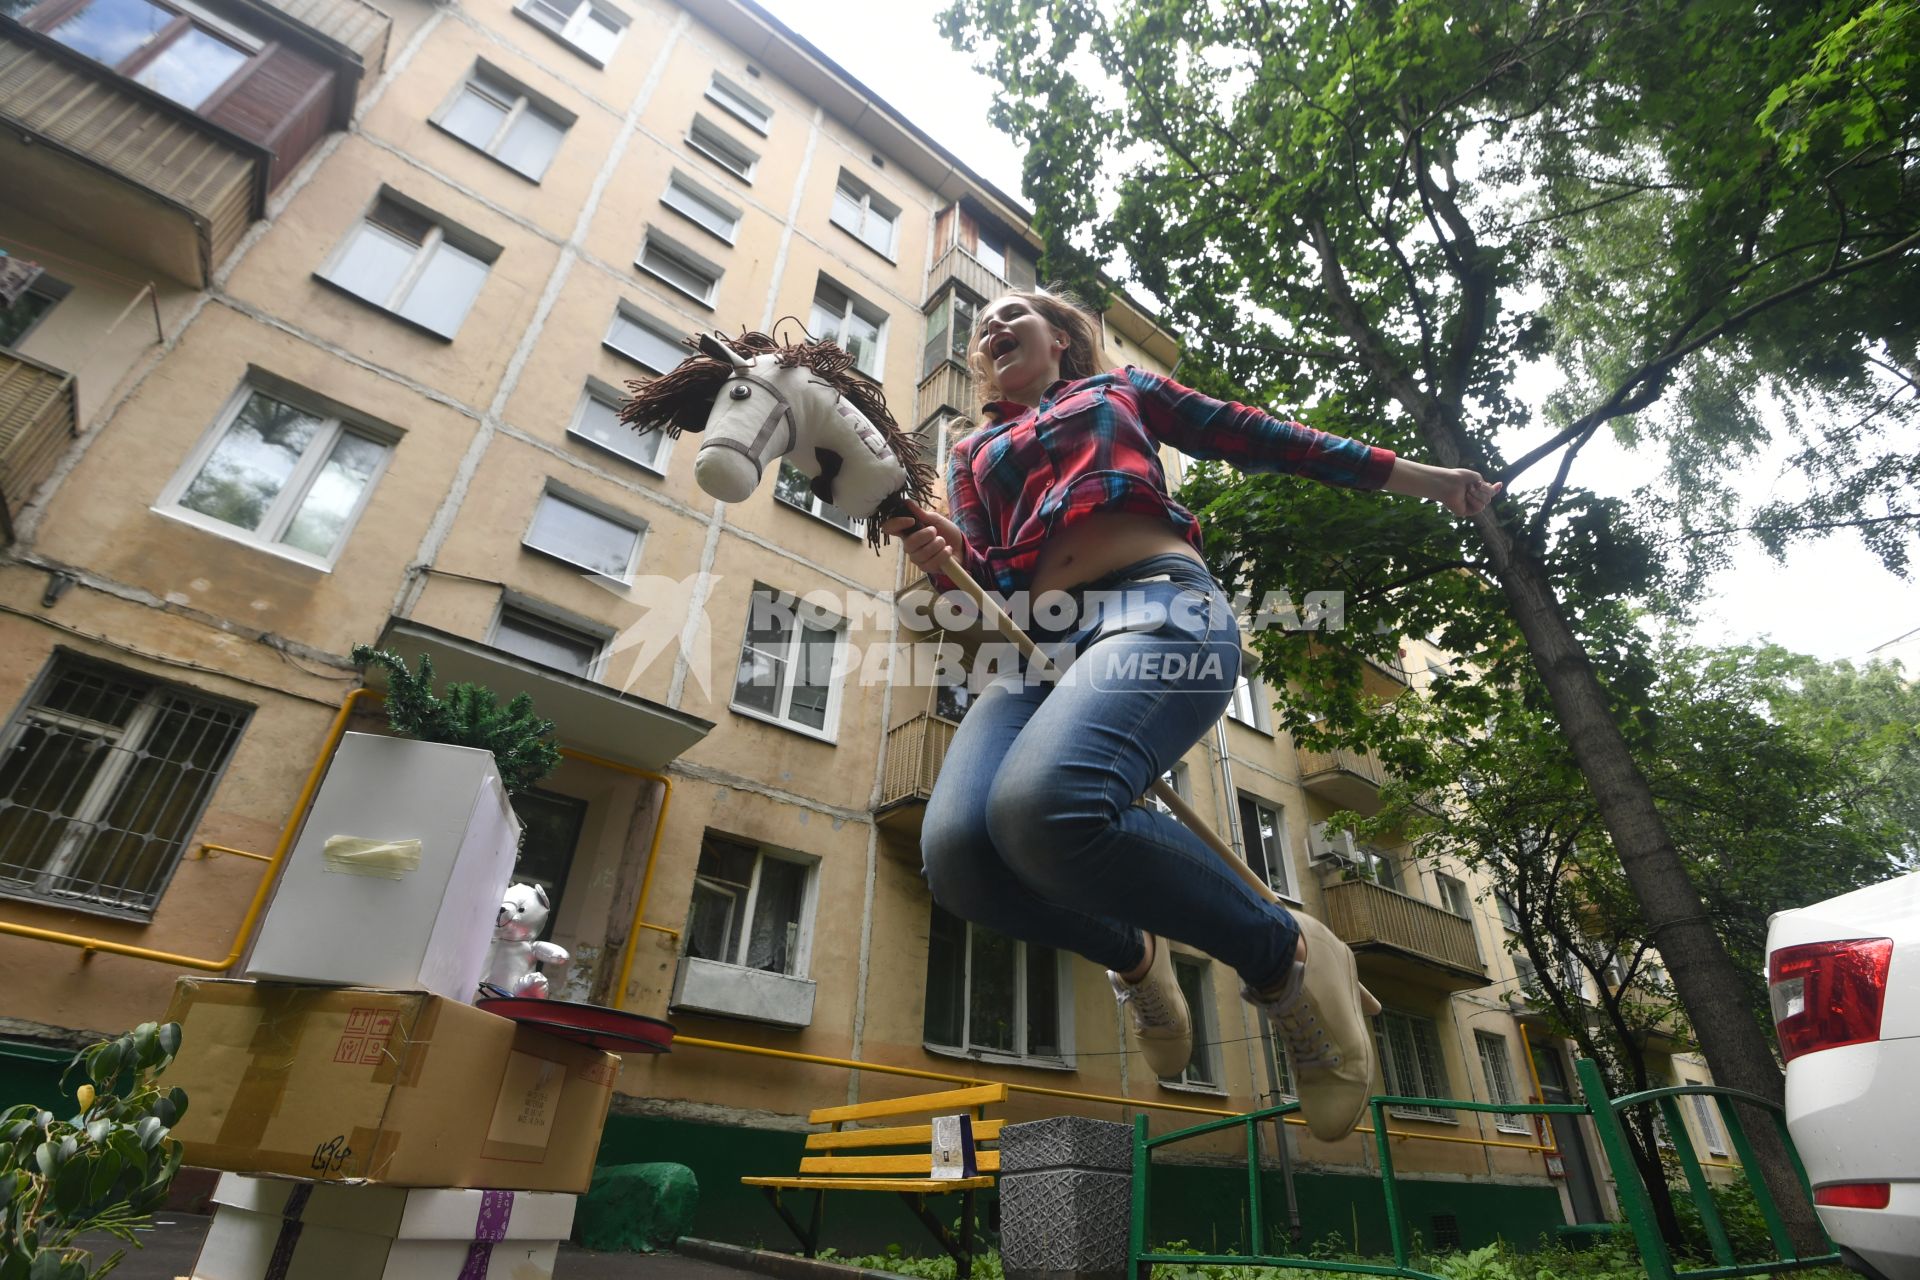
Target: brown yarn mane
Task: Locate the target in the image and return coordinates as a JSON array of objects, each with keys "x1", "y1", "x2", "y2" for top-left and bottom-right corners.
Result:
[{"x1": 619, "y1": 328, "x2": 936, "y2": 551}]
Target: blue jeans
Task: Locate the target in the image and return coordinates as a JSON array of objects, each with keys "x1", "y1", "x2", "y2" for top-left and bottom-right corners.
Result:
[{"x1": 921, "y1": 553, "x2": 1302, "y2": 990}]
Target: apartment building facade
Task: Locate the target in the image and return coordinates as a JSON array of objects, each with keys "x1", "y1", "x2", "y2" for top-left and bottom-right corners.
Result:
[{"x1": 0, "y1": 0, "x2": 1723, "y2": 1251}]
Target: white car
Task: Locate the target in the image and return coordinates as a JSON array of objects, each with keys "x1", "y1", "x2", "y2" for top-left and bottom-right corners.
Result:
[{"x1": 1768, "y1": 870, "x2": 1920, "y2": 1280}]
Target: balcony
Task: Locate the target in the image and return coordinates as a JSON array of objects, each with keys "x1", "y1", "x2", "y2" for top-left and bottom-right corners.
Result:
[
  {"x1": 1296, "y1": 743, "x2": 1387, "y2": 811},
  {"x1": 0, "y1": 28, "x2": 268, "y2": 287},
  {"x1": 924, "y1": 244, "x2": 1007, "y2": 307},
  {"x1": 914, "y1": 360, "x2": 974, "y2": 432},
  {"x1": 1321, "y1": 877, "x2": 1487, "y2": 992},
  {"x1": 260, "y1": 0, "x2": 390, "y2": 85},
  {"x1": 0, "y1": 349, "x2": 77, "y2": 542},
  {"x1": 875, "y1": 711, "x2": 958, "y2": 838}
]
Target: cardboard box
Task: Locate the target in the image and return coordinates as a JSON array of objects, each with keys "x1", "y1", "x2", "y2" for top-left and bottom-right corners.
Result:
[
  {"x1": 162, "y1": 979, "x2": 618, "y2": 1192},
  {"x1": 245, "y1": 733, "x2": 522, "y2": 1002},
  {"x1": 194, "y1": 1175, "x2": 575, "y2": 1279}
]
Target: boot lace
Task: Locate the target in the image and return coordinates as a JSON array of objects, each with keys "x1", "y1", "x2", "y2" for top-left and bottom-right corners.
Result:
[
  {"x1": 1255, "y1": 966, "x2": 1342, "y2": 1070},
  {"x1": 1109, "y1": 971, "x2": 1182, "y2": 1032}
]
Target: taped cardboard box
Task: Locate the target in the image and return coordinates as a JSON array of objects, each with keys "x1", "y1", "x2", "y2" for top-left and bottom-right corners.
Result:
[
  {"x1": 161, "y1": 979, "x2": 618, "y2": 1192},
  {"x1": 194, "y1": 1174, "x2": 575, "y2": 1280}
]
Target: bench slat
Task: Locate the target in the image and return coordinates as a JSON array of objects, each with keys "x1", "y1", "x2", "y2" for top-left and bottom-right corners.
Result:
[
  {"x1": 808, "y1": 1084, "x2": 1006, "y2": 1125},
  {"x1": 805, "y1": 1120, "x2": 1006, "y2": 1150},
  {"x1": 743, "y1": 1176, "x2": 996, "y2": 1193},
  {"x1": 800, "y1": 1151, "x2": 1002, "y2": 1175}
]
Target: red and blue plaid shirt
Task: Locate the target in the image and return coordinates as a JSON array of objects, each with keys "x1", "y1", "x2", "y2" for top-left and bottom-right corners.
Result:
[{"x1": 934, "y1": 366, "x2": 1397, "y2": 596}]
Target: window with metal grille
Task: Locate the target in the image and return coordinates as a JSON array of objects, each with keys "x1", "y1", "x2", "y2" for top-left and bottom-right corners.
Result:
[
  {"x1": 0, "y1": 655, "x2": 247, "y2": 916},
  {"x1": 1373, "y1": 1009, "x2": 1455, "y2": 1121},
  {"x1": 1474, "y1": 1030, "x2": 1532, "y2": 1133}
]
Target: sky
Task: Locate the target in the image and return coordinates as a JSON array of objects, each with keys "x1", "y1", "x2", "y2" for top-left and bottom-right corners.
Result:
[{"x1": 755, "y1": 0, "x2": 1920, "y2": 673}]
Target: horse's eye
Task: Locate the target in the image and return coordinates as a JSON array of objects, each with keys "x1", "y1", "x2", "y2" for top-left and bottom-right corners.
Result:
[{"x1": 729, "y1": 384, "x2": 752, "y2": 400}]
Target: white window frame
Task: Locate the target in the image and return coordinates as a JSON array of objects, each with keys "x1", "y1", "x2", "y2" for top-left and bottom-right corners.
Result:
[
  {"x1": 317, "y1": 190, "x2": 501, "y2": 339},
  {"x1": 156, "y1": 379, "x2": 395, "y2": 570},
  {"x1": 568, "y1": 377, "x2": 666, "y2": 473},
  {"x1": 923, "y1": 905, "x2": 1073, "y2": 1067},
  {"x1": 730, "y1": 585, "x2": 850, "y2": 742},
  {"x1": 772, "y1": 460, "x2": 863, "y2": 536},
  {"x1": 1687, "y1": 1086, "x2": 1729, "y2": 1157},
  {"x1": 514, "y1": 0, "x2": 627, "y2": 66},
  {"x1": 521, "y1": 483, "x2": 645, "y2": 582},
  {"x1": 685, "y1": 837, "x2": 817, "y2": 978},
  {"x1": 488, "y1": 596, "x2": 609, "y2": 680},
  {"x1": 686, "y1": 114, "x2": 758, "y2": 181},
  {"x1": 661, "y1": 170, "x2": 741, "y2": 243},
  {"x1": 810, "y1": 276, "x2": 887, "y2": 379},
  {"x1": 1237, "y1": 793, "x2": 1297, "y2": 901},
  {"x1": 1226, "y1": 670, "x2": 1271, "y2": 732},
  {"x1": 830, "y1": 169, "x2": 901, "y2": 259},
  {"x1": 1162, "y1": 954, "x2": 1222, "y2": 1091},
  {"x1": 705, "y1": 71, "x2": 771, "y2": 134},
  {"x1": 1436, "y1": 872, "x2": 1472, "y2": 918},
  {"x1": 1144, "y1": 763, "x2": 1188, "y2": 816},
  {"x1": 431, "y1": 62, "x2": 574, "y2": 181},
  {"x1": 635, "y1": 229, "x2": 721, "y2": 307},
  {"x1": 1496, "y1": 892, "x2": 1521, "y2": 932},
  {"x1": 603, "y1": 301, "x2": 687, "y2": 375},
  {"x1": 1474, "y1": 1031, "x2": 1532, "y2": 1134},
  {"x1": 1374, "y1": 1008, "x2": 1455, "y2": 1123}
]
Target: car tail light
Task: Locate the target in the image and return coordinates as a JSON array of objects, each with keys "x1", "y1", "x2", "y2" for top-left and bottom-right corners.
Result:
[
  {"x1": 1769, "y1": 938, "x2": 1893, "y2": 1062},
  {"x1": 1815, "y1": 1183, "x2": 1891, "y2": 1210}
]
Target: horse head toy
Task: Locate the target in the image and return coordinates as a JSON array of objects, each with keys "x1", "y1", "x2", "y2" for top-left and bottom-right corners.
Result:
[{"x1": 619, "y1": 329, "x2": 936, "y2": 546}]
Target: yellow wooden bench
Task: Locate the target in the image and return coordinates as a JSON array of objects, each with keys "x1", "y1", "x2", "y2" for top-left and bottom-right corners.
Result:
[{"x1": 743, "y1": 1083, "x2": 1005, "y2": 1276}]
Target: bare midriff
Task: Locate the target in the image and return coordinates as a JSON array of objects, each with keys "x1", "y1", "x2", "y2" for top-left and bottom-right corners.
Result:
[{"x1": 1029, "y1": 510, "x2": 1205, "y2": 597}]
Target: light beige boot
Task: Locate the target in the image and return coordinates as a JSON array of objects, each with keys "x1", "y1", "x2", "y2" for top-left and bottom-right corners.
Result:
[
  {"x1": 1107, "y1": 933, "x2": 1192, "y2": 1079},
  {"x1": 1244, "y1": 913, "x2": 1382, "y2": 1141}
]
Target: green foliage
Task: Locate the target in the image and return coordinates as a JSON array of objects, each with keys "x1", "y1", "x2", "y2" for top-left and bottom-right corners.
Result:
[
  {"x1": 1667, "y1": 1173, "x2": 1778, "y2": 1264},
  {"x1": 0, "y1": 1022, "x2": 188, "y2": 1280},
  {"x1": 350, "y1": 646, "x2": 563, "y2": 794}
]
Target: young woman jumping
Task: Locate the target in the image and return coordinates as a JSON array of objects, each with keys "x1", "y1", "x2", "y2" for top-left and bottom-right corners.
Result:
[{"x1": 881, "y1": 288, "x2": 1500, "y2": 1140}]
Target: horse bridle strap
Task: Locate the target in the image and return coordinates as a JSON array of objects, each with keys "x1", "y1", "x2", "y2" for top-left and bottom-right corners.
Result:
[{"x1": 700, "y1": 372, "x2": 796, "y2": 473}]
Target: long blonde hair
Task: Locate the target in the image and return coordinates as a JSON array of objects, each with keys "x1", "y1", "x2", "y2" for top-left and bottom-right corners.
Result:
[{"x1": 967, "y1": 287, "x2": 1112, "y2": 419}]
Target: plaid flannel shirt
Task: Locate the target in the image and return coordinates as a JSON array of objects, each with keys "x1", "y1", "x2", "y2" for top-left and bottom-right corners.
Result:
[{"x1": 934, "y1": 366, "x2": 1397, "y2": 597}]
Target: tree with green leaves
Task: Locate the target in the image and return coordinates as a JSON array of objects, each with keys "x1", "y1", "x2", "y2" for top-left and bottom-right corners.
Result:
[
  {"x1": 351, "y1": 646, "x2": 563, "y2": 794},
  {"x1": 940, "y1": 0, "x2": 1916, "y2": 1242}
]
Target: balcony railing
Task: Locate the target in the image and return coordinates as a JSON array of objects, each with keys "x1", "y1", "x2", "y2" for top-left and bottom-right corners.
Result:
[
  {"x1": 914, "y1": 361, "x2": 974, "y2": 431},
  {"x1": 260, "y1": 0, "x2": 390, "y2": 76},
  {"x1": 1322, "y1": 878, "x2": 1485, "y2": 988},
  {"x1": 0, "y1": 349, "x2": 77, "y2": 542},
  {"x1": 1296, "y1": 743, "x2": 1388, "y2": 812},
  {"x1": 879, "y1": 712, "x2": 958, "y2": 813},
  {"x1": 925, "y1": 244, "x2": 1008, "y2": 307}
]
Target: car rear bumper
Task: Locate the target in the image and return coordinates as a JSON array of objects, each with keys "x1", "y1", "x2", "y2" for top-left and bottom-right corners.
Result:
[{"x1": 1786, "y1": 1037, "x2": 1920, "y2": 1277}]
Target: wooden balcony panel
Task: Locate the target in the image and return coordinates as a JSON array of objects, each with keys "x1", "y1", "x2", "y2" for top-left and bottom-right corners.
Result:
[
  {"x1": 259, "y1": 0, "x2": 390, "y2": 73},
  {"x1": 925, "y1": 245, "x2": 1008, "y2": 307},
  {"x1": 1296, "y1": 743, "x2": 1386, "y2": 811},
  {"x1": 0, "y1": 350, "x2": 77, "y2": 542},
  {"x1": 1322, "y1": 878, "x2": 1486, "y2": 991},
  {"x1": 876, "y1": 712, "x2": 958, "y2": 837},
  {"x1": 914, "y1": 361, "x2": 975, "y2": 431}
]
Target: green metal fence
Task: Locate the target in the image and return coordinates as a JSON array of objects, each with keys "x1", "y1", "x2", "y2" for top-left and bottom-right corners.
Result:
[{"x1": 1129, "y1": 1059, "x2": 1839, "y2": 1280}]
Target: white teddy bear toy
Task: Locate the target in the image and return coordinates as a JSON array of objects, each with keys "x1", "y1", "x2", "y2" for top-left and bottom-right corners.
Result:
[{"x1": 483, "y1": 883, "x2": 569, "y2": 999}]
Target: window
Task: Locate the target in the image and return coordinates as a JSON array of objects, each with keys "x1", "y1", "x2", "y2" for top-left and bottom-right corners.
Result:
[
  {"x1": 320, "y1": 193, "x2": 498, "y2": 339},
  {"x1": 1144, "y1": 763, "x2": 1187, "y2": 816},
  {"x1": 1688, "y1": 1088, "x2": 1728, "y2": 1156},
  {"x1": 810, "y1": 278, "x2": 885, "y2": 378},
  {"x1": 1474, "y1": 1032, "x2": 1531, "y2": 1134},
  {"x1": 661, "y1": 171, "x2": 740, "y2": 242},
  {"x1": 569, "y1": 379, "x2": 664, "y2": 471},
  {"x1": 506, "y1": 788, "x2": 586, "y2": 923},
  {"x1": 934, "y1": 673, "x2": 974, "y2": 723},
  {"x1": 162, "y1": 384, "x2": 391, "y2": 566},
  {"x1": 686, "y1": 832, "x2": 812, "y2": 976},
  {"x1": 1262, "y1": 1021, "x2": 1296, "y2": 1098},
  {"x1": 0, "y1": 654, "x2": 247, "y2": 915},
  {"x1": 635, "y1": 230, "x2": 720, "y2": 306},
  {"x1": 686, "y1": 115, "x2": 758, "y2": 181},
  {"x1": 830, "y1": 171, "x2": 900, "y2": 258},
  {"x1": 1353, "y1": 845, "x2": 1401, "y2": 893},
  {"x1": 1511, "y1": 951, "x2": 1539, "y2": 990},
  {"x1": 1436, "y1": 873, "x2": 1472, "y2": 918},
  {"x1": 491, "y1": 603, "x2": 604, "y2": 677},
  {"x1": 46, "y1": 0, "x2": 259, "y2": 109},
  {"x1": 435, "y1": 64, "x2": 572, "y2": 181},
  {"x1": 733, "y1": 586, "x2": 847, "y2": 737},
  {"x1": 1226, "y1": 672, "x2": 1269, "y2": 731},
  {"x1": 924, "y1": 901, "x2": 1064, "y2": 1062},
  {"x1": 0, "y1": 269, "x2": 68, "y2": 349},
  {"x1": 1374, "y1": 1009, "x2": 1454, "y2": 1121},
  {"x1": 773, "y1": 461, "x2": 860, "y2": 534},
  {"x1": 1496, "y1": 892, "x2": 1521, "y2": 931},
  {"x1": 604, "y1": 302, "x2": 686, "y2": 374},
  {"x1": 522, "y1": 486, "x2": 643, "y2": 579},
  {"x1": 705, "y1": 72, "x2": 770, "y2": 134},
  {"x1": 515, "y1": 0, "x2": 625, "y2": 64},
  {"x1": 1237, "y1": 794, "x2": 1296, "y2": 900},
  {"x1": 1164, "y1": 955, "x2": 1218, "y2": 1088},
  {"x1": 922, "y1": 290, "x2": 976, "y2": 379},
  {"x1": 972, "y1": 226, "x2": 1007, "y2": 278}
]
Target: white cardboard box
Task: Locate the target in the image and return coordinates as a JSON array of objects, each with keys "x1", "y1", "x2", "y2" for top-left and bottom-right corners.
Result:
[
  {"x1": 246, "y1": 733, "x2": 522, "y2": 1001},
  {"x1": 194, "y1": 1174, "x2": 575, "y2": 1280}
]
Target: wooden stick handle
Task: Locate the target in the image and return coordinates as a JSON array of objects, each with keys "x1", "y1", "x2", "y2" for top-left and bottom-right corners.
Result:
[{"x1": 932, "y1": 553, "x2": 1281, "y2": 907}]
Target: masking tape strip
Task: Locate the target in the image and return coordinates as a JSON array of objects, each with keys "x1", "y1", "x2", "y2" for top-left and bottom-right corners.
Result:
[
  {"x1": 321, "y1": 835, "x2": 422, "y2": 879},
  {"x1": 214, "y1": 987, "x2": 313, "y2": 1154}
]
